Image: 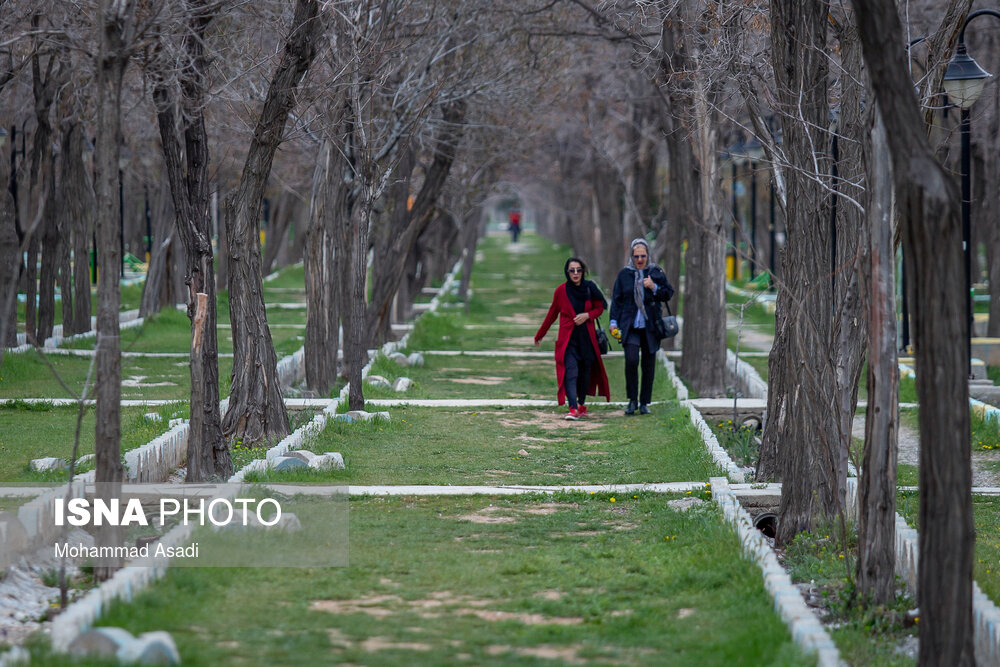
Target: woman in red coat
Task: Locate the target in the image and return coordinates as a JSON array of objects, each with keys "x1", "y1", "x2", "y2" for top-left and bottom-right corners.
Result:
[{"x1": 534, "y1": 258, "x2": 611, "y2": 420}]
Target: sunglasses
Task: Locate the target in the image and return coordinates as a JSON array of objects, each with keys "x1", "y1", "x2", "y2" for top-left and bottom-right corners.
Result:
[
  {"x1": 568, "y1": 267, "x2": 584, "y2": 274},
  {"x1": 632, "y1": 254, "x2": 647, "y2": 260}
]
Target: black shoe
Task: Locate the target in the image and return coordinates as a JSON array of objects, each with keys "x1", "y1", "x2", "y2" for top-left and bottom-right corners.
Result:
[
  {"x1": 639, "y1": 404, "x2": 650, "y2": 415},
  {"x1": 625, "y1": 400, "x2": 638, "y2": 416}
]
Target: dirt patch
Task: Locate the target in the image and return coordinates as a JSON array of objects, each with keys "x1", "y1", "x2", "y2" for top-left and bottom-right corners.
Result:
[
  {"x1": 518, "y1": 435, "x2": 556, "y2": 444},
  {"x1": 439, "y1": 376, "x2": 511, "y2": 385},
  {"x1": 459, "y1": 609, "x2": 583, "y2": 625},
  {"x1": 497, "y1": 411, "x2": 604, "y2": 432},
  {"x1": 581, "y1": 450, "x2": 608, "y2": 455},
  {"x1": 521, "y1": 503, "x2": 574, "y2": 515},
  {"x1": 535, "y1": 590, "x2": 563, "y2": 601},
  {"x1": 216, "y1": 641, "x2": 240, "y2": 649},
  {"x1": 610, "y1": 521, "x2": 638, "y2": 531},
  {"x1": 311, "y1": 595, "x2": 402, "y2": 618},
  {"x1": 360, "y1": 637, "x2": 432, "y2": 652},
  {"x1": 676, "y1": 608, "x2": 695, "y2": 619},
  {"x1": 553, "y1": 530, "x2": 603, "y2": 537},
  {"x1": 485, "y1": 469, "x2": 516, "y2": 476},
  {"x1": 487, "y1": 645, "x2": 586, "y2": 664},
  {"x1": 456, "y1": 506, "x2": 519, "y2": 524}
]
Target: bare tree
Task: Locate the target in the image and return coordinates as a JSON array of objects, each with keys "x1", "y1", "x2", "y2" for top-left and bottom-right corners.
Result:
[
  {"x1": 222, "y1": 0, "x2": 324, "y2": 443},
  {"x1": 853, "y1": 0, "x2": 973, "y2": 663},
  {"x1": 149, "y1": 0, "x2": 231, "y2": 480},
  {"x1": 92, "y1": 0, "x2": 136, "y2": 580}
]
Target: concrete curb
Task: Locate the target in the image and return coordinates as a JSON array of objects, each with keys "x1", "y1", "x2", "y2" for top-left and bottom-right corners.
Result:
[
  {"x1": 5, "y1": 310, "x2": 143, "y2": 355},
  {"x1": 658, "y1": 350, "x2": 744, "y2": 483},
  {"x1": 711, "y1": 477, "x2": 841, "y2": 666}
]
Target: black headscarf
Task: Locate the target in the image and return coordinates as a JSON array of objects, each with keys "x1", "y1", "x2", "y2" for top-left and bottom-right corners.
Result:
[{"x1": 564, "y1": 258, "x2": 592, "y2": 314}]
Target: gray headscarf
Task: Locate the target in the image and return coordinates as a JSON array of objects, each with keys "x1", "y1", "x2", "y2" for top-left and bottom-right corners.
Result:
[{"x1": 626, "y1": 239, "x2": 656, "y2": 313}]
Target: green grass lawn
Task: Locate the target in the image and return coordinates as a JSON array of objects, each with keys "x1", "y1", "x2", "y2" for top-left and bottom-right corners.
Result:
[
  {"x1": 31, "y1": 493, "x2": 815, "y2": 667},
  {"x1": 244, "y1": 404, "x2": 721, "y2": 486},
  {"x1": 0, "y1": 350, "x2": 235, "y2": 401},
  {"x1": 898, "y1": 492, "x2": 1000, "y2": 616},
  {"x1": 15, "y1": 281, "x2": 145, "y2": 332},
  {"x1": 0, "y1": 401, "x2": 184, "y2": 482},
  {"x1": 362, "y1": 352, "x2": 675, "y2": 403}
]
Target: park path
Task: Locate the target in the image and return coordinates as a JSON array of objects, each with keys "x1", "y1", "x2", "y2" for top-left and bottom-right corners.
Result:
[{"x1": 0, "y1": 232, "x2": 819, "y2": 666}]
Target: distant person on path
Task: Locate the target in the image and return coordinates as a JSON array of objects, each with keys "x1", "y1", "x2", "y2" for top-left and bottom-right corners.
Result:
[
  {"x1": 508, "y1": 209, "x2": 522, "y2": 243},
  {"x1": 609, "y1": 239, "x2": 674, "y2": 416},
  {"x1": 535, "y1": 257, "x2": 611, "y2": 420}
]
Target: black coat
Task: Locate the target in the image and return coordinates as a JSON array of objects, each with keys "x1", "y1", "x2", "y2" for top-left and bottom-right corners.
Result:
[{"x1": 609, "y1": 265, "x2": 674, "y2": 345}]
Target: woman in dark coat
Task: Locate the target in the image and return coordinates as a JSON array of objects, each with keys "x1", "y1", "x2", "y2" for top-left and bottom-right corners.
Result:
[
  {"x1": 534, "y1": 258, "x2": 611, "y2": 420},
  {"x1": 609, "y1": 239, "x2": 674, "y2": 415}
]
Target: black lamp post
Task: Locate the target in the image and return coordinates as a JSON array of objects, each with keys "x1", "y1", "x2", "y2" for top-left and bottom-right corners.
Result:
[
  {"x1": 118, "y1": 147, "x2": 130, "y2": 278},
  {"x1": 729, "y1": 142, "x2": 743, "y2": 282},
  {"x1": 744, "y1": 138, "x2": 764, "y2": 280},
  {"x1": 942, "y1": 9, "x2": 999, "y2": 377}
]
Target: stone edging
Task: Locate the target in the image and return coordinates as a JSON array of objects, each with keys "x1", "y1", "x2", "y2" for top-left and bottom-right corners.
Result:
[
  {"x1": 658, "y1": 350, "x2": 744, "y2": 483},
  {"x1": 6, "y1": 310, "x2": 143, "y2": 355},
  {"x1": 711, "y1": 477, "x2": 841, "y2": 666}
]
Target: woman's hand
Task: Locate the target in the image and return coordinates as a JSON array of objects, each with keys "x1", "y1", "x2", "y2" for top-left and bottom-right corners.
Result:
[
  {"x1": 573, "y1": 312, "x2": 590, "y2": 325},
  {"x1": 642, "y1": 276, "x2": 655, "y2": 290},
  {"x1": 534, "y1": 339, "x2": 541, "y2": 347}
]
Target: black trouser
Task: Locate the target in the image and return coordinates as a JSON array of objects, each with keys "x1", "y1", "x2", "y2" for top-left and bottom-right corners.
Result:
[
  {"x1": 563, "y1": 346, "x2": 592, "y2": 409},
  {"x1": 625, "y1": 329, "x2": 656, "y2": 404}
]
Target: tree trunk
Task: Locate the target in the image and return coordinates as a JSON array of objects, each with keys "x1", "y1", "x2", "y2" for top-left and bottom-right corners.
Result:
[
  {"x1": 262, "y1": 189, "x2": 296, "y2": 274},
  {"x1": 139, "y1": 181, "x2": 177, "y2": 318},
  {"x1": 0, "y1": 187, "x2": 16, "y2": 354},
  {"x1": 857, "y1": 110, "x2": 897, "y2": 605},
  {"x1": 854, "y1": 0, "x2": 974, "y2": 662},
  {"x1": 658, "y1": 6, "x2": 726, "y2": 397},
  {"x1": 151, "y1": 0, "x2": 230, "y2": 480},
  {"x1": 222, "y1": 0, "x2": 323, "y2": 443},
  {"x1": 771, "y1": 0, "x2": 842, "y2": 544},
  {"x1": 93, "y1": 0, "x2": 131, "y2": 580},
  {"x1": 305, "y1": 140, "x2": 337, "y2": 394},
  {"x1": 367, "y1": 100, "x2": 466, "y2": 343},
  {"x1": 59, "y1": 121, "x2": 95, "y2": 337}
]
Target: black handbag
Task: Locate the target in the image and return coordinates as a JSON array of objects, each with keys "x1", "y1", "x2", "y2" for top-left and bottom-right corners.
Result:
[
  {"x1": 595, "y1": 317, "x2": 610, "y2": 355},
  {"x1": 661, "y1": 302, "x2": 679, "y2": 339}
]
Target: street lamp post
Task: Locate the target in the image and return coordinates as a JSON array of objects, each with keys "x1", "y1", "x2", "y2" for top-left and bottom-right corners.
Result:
[
  {"x1": 118, "y1": 147, "x2": 130, "y2": 278},
  {"x1": 942, "y1": 8, "x2": 1000, "y2": 377},
  {"x1": 744, "y1": 138, "x2": 764, "y2": 281},
  {"x1": 730, "y1": 153, "x2": 740, "y2": 281}
]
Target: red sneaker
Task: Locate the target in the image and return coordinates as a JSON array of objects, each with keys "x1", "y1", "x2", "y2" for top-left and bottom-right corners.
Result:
[
  {"x1": 565, "y1": 408, "x2": 580, "y2": 421},
  {"x1": 578, "y1": 405, "x2": 589, "y2": 417}
]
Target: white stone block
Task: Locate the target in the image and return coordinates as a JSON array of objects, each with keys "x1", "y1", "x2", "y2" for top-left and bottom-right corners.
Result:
[
  {"x1": 30, "y1": 457, "x2": 67, "y2": 472},
  {"x1": 310, "y1": 453, "x2": 345, "y2": 470}
]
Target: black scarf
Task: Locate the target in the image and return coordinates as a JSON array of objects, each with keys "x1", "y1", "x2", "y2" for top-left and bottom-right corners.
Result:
[{"x1": 565, "y1": 280, "x2": 591, "y2": 315}]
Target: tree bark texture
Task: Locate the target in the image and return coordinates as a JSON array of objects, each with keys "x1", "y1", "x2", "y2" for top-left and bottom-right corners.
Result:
[
  {"x1": 854, "y1": 0, "x2": 974, "y2": 663},
  {"x1": 367, "y1": 99, "x2": 466, "y2": 344},
  {"x1": 93, "y1": 0, "x2": 132, "y2": 580},
  {"x1": 857, "y1": 110, "x2": 897, "y2": 605},
  {"x1": 770, "y1": 0, "x2": 843, "y2": 544},
  {"x1": 262, "y1": 189, "x2": 297, "y2": 275},
  {"x1": 830, "y1": 17, "x2": 869, "y2": 517},
  {"x1": 152, "y1": 0, "x2": 230, "y2": 480},
  {"x1": 658, "y1": 4, "x2": 726, "y2": 397},
  {"x1": 139, "y1": 182, "x2": 178, "y2": 318},
  {"x1": 0, "y1": 187, "x2": 16, "y2": 353},
  {"x1": 304, "y1": 140, "x2": 339, "y2": 394},
  {"x1": 58, "y1": 121, "x2": 95, "y2": 336},
  {"x1": 223, "y1": 0, "x2": 323, "y2": 443}
]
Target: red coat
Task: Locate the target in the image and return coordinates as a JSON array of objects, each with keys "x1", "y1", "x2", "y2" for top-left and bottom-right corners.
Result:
[{"x1": 534, "y1": 283, "x2": 611, "y2": 405}]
